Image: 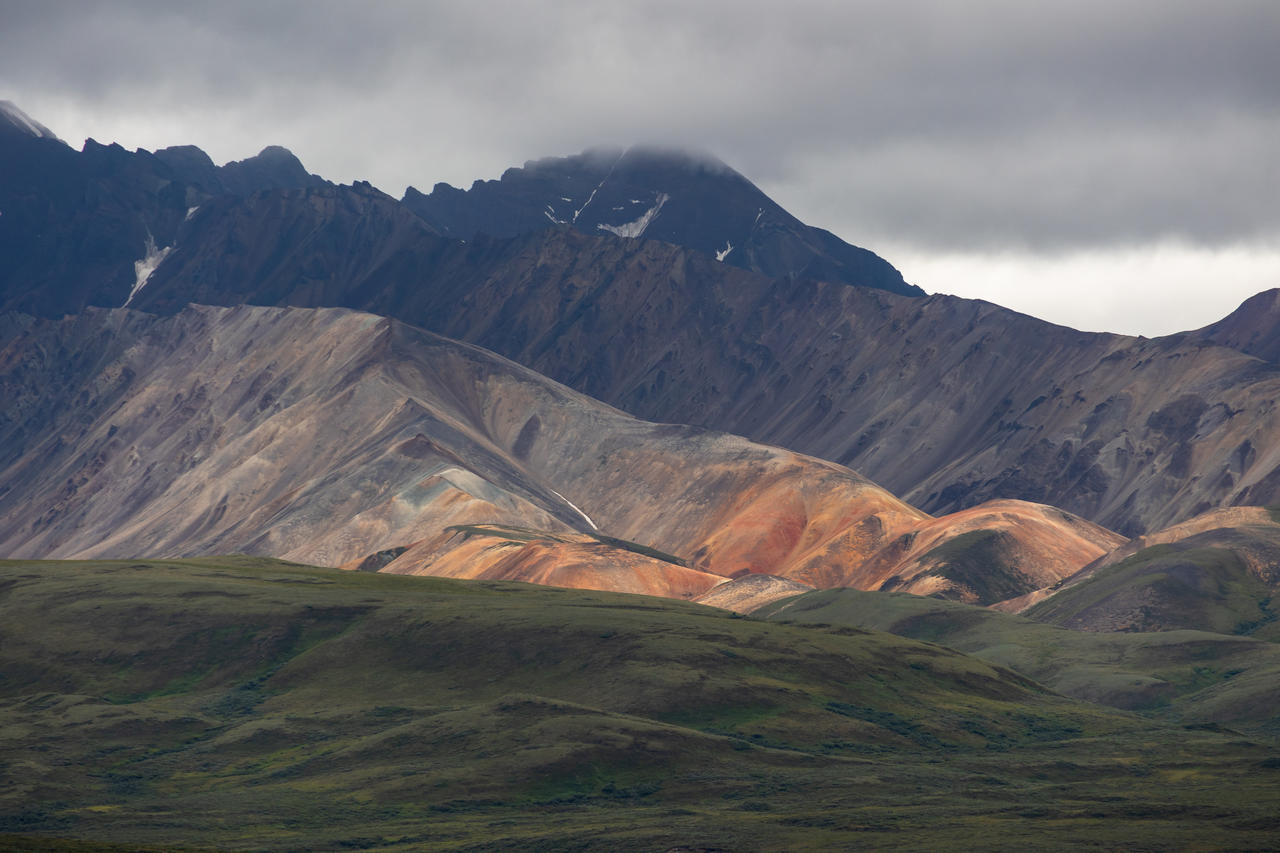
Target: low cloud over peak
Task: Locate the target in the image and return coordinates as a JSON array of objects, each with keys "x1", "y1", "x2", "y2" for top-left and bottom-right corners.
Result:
[{"x1": 2, "y1": 0, "x2": 1275, "y2": 331}]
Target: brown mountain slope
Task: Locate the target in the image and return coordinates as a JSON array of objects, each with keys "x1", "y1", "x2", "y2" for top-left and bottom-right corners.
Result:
[
  {"x1": 127, "y1": 188, "x2": 1280, "y2": 536},
  {"x1": 0, "y1": 304, "x2": 1125, "y2": 603},
  {"x1": 692, "y1": 574, "x2": 815, "y2": 613},
  {"x1": 859, "y1": 500, "x2": 1126, "y2": 605},
  {"x1": 0, "y1": 304, "x2": 936, "y2": 599},
  {"x1": 378, "y1": 525, "x2": 728, "y2": 599}
]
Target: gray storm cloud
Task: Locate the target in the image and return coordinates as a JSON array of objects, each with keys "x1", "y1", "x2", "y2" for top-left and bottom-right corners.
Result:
[{"x1": 1, "y1": 0, "x2": 1276, "y2": 255}]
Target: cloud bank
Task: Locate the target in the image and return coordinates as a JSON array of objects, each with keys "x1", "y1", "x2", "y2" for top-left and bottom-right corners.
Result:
[{"x1": 2, "y1": 1, "x2": 1276, "y2": 332}]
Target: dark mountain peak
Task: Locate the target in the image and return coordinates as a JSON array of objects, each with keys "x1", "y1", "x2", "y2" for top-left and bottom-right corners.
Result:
[
  {"x1": 254, "y1": 144, "x2": 298, "y2": 160},
  {"x1": 516, "y1": 145, "x2": 622, "y2": 177},
  {"x1": 156, "y1": 144, "x2": 217, "y2": 170},
  {"x1": 218, "y1": 145, "x2": 327, "y2": 196},
  {"x1": 402, "y1": 145, "x2": 920, "y2": 297},
  {"x1": 0, "y1": 101, "x2": 61, "y2": 141},
  {"x1": 153, "y1": 144, "x2": 223, "y2": 194}
]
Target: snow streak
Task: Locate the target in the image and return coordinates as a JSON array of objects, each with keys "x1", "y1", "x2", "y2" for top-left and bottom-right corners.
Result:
[
  {"x1": 123, "y1": 235, "x2": 172, "y2": 307},
  {"x1": 549, "y1": 488, "x2": 598, "y2": 530}
]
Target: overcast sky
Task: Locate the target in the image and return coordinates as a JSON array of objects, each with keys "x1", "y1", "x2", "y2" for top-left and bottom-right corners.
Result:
[{"x1": 2, "y1": 0, "x2": 1277, "y2": 335}]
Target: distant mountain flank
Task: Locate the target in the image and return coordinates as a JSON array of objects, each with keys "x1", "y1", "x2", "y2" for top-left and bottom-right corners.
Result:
[
  {"x1": 126, "y1": 192, "x2": 1280, "y2": 535},
  {"x1": 402, "y1": 145, "x2": 921, "y2": 297},
  {"x1": 0, "y1": 100, "x2": 60, "y2": 140}
]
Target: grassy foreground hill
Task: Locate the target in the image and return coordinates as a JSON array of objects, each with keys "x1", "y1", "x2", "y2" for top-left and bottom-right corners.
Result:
[{"x1": 1, "y1": 558, "x2": 1279, "y2": 851}]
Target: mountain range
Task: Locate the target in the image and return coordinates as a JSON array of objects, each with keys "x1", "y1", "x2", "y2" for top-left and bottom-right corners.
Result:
[
  {"x1": 3, "y1": 99, "x2": 1280, "y2": 850},
  {"x1": 5, "y1": 96, "x2": 1280, "y2": 608}
]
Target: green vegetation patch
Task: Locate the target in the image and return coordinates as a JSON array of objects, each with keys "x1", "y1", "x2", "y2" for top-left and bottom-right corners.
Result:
[
  {"x1": 1, "y1": 558, "x2": 1278, "y2": 851},
  {"x1": 761, "y1": 586, "x2": 1280, "y2": 733},
  {"x1": 1024, "y1": 541, "x2": 1277, "y2": 637}
]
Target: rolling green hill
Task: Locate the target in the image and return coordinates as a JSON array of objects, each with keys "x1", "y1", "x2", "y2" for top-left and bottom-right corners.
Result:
[
  {"x1": 1024, "y1": 529, "x2": 1280, "y2": 640},
  {"x1": 2, "y1": 558, "x2": 1279, "y2": 851},
  {"x1": 758, "y1": 587, "x2": 1280, "y2": 733}
]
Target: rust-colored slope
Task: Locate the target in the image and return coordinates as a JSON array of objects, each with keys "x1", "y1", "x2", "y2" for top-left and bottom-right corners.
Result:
[
  {"x1": 856, "y1": 500, "x2": 1126, "y2": 605},
  {"x1": 379, "y1": 526, "x2": 727, "y2": 599}
]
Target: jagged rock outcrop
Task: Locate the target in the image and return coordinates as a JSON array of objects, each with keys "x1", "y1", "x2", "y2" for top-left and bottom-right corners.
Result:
[{"x1": 0, "y1": 108, "x2": 326, "y2": 315}]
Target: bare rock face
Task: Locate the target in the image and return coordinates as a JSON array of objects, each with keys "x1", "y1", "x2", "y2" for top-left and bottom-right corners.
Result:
[
  {"x1": 0, "y1": 304, "x2": 1128, "y2": 603},
  {"x1": 1191, "y1": 288, "x2": 1280, "y2": 363}
]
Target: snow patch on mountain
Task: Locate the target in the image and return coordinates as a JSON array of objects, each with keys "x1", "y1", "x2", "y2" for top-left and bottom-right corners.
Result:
[
  {"x1": 549, "y1": 488, "x2": 598, "y2": 530},
  {"x1": 716, "y1": 241, "x2": 734, "y2": 262},
  {"x1": 124, "y1": 236, "x2": 173, "y2": 307},
  {"x1": 598, "y1": 193, "x2": 669, "y2": 239}
]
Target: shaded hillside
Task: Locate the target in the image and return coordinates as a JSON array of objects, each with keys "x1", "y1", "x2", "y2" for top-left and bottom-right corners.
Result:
[
  {"x1": 401, "y1": 145, "x2": 920, "y2": 297},
  {"x1": 3, "y1": 557, "x2": 1278, "y2": 852},
  {"x1": 758, "y1": 587, "x2": 1280, "y2": 734}
]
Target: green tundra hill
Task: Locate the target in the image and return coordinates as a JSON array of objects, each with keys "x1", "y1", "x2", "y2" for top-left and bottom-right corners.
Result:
[{"x1": 1, "y1": 557, "x2": 1278, "y2": 851}]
